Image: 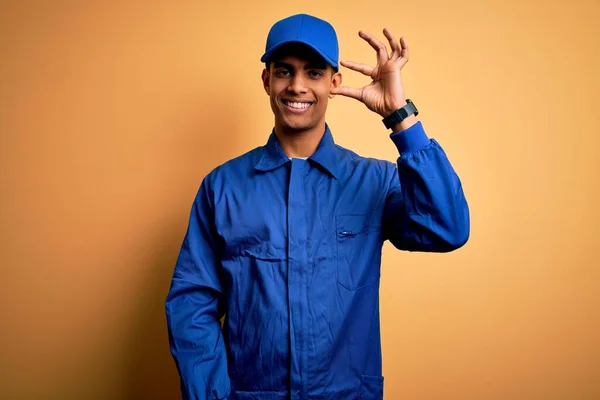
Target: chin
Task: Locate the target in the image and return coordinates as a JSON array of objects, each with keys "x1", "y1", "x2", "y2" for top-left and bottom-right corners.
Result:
[
  {"x1": 279, "y1": 116, "x2": 315, "y2": 132},
  {"x1": 284, "y1": 121, "x2": 315, "y2": 133}
]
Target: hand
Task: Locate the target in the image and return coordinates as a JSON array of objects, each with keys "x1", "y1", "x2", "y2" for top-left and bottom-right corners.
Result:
[{"x1": 331, "y1": 29, "x2": 409, "y2": 118}]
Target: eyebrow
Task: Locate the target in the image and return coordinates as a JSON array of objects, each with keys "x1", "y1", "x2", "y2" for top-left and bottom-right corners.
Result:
[{"x1": 273, "y1": 61, "x2": 327, "y2": 70}]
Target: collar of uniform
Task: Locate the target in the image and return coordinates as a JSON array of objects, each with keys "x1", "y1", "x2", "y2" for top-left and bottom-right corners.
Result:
[
  {"x1": 307, "y1": 124, "x2": 339, "y2": 179},
  {"x1": 254, "y1": 130, "x2": 291, "y2": 172},
  {"x1": 254, "y1": 124, "x2": 340, "y2": 179}
]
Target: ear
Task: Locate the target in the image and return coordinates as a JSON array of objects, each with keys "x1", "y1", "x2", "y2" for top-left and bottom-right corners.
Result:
[
  {"x1": 329, "y1": 71, "x2": 342, "y2": 99},
  {"x1": 261, "y1": 68, "x2": 270, "y2": 95}
]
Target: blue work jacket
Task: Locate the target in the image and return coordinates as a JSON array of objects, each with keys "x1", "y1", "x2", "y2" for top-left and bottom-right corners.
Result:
[{"x1": 166, "y1": 121, "x2": 470, "y2": 400}]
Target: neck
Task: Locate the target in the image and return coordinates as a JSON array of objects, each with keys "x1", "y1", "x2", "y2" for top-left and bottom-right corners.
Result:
[{"x1": 274, "y1": 120, "x2": 326, "y2": 158}]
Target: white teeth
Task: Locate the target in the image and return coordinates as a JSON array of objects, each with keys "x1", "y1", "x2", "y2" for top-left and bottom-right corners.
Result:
[{"x1": 285, "y1": 101, "x2": 311, "y2": 109}]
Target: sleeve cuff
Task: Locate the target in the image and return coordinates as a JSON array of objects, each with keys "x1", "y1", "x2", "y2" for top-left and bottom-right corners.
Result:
[{"x1": 389, "y1": 121, "x2": 430, "y2": 154}]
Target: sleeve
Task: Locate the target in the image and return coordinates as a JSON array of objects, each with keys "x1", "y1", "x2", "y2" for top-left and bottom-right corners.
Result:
[
  {"x1": 382, "y1": 121, "x2": 470, "y2": 252},
  {"x1": 165, "y1": 176, "x2": 231, "y2": 400}
]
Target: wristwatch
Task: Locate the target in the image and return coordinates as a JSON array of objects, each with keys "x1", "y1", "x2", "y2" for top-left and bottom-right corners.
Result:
[{"x1": 382, "y1": 99, "x2": 418, "y2": 129}]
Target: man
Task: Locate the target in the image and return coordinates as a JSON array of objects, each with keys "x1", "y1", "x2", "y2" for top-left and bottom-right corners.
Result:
[{"x1": 166, "y1": 13, "x2": 469, "y2": 400}]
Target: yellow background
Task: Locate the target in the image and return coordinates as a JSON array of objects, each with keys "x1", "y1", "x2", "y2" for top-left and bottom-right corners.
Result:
[{"x1": 1, "y1": 1, "x2": 598, "y2": 399}]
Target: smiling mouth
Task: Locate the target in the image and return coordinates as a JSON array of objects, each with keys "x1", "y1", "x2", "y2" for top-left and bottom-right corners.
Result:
[{"x1": 282, "y1": 99, "x2": 313, "y2": 110}]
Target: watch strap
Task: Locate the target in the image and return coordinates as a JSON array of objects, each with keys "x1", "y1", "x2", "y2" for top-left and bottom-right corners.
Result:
[{"x1": 382, "y1": 99, "x2": 418, "y2": 129}]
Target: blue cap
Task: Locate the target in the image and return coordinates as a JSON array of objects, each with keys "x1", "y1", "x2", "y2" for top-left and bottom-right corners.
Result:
[{"x1": 261, "y1": 14, "x2": 339, "y2": 70}]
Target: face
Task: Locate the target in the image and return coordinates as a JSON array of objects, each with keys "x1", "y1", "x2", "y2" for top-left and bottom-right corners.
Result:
[{"x1": 262, "y1": 45, "x2": 342, "y2": 134}]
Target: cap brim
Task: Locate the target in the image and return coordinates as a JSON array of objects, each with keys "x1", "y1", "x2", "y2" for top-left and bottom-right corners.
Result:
[{"x1": 260, "y1": 40, "x2": 338, "y2": 70}]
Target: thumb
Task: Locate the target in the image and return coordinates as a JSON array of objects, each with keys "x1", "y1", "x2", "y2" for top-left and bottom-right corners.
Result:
[{"x1": 330, "y1": 86, "x2": 362, "y2": 101}]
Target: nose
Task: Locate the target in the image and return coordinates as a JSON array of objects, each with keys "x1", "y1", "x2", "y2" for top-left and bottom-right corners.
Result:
[{"x1": 287, "y1": 73, "x2": 308, "y2": 95}]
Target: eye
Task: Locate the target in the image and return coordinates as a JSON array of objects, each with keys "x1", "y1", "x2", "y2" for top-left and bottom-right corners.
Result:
[
  {"x1": 275, "y1": 69, "x2": 290, "y2": 77},
  {"x1": 308, "y1": 70, "x2": 324, "y2": 78}
]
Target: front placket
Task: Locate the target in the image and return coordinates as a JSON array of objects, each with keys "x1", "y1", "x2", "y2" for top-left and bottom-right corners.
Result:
[{"x1": 288, "y1": 158, "x2": 308, "y2": 400}]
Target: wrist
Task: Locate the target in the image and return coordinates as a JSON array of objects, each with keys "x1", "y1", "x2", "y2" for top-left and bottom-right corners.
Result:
[
  {"x1": 382, "y1": 100, "x2": 407, "y2": 118},
  {"x1": 390, "y1": 114, "x2": 418, "y2": 133},
  {"x1": 381, "y1": 99, "x2": 419, "y2": 132}
]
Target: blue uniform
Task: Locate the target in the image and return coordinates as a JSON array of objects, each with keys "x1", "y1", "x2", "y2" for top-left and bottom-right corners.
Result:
[{"x1": 166, "y1": 121, "x2": 469, "y2": 399}]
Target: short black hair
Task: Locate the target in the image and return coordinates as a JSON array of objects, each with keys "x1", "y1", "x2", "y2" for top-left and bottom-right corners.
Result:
[{"x1": 265, "y1": 42, "x2": 337, "y2": 73}]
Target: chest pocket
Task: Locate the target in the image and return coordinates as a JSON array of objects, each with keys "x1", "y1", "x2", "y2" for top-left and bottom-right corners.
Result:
[{"x1": 336, "y1": 213, "x2": 383, "y2": 291}]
